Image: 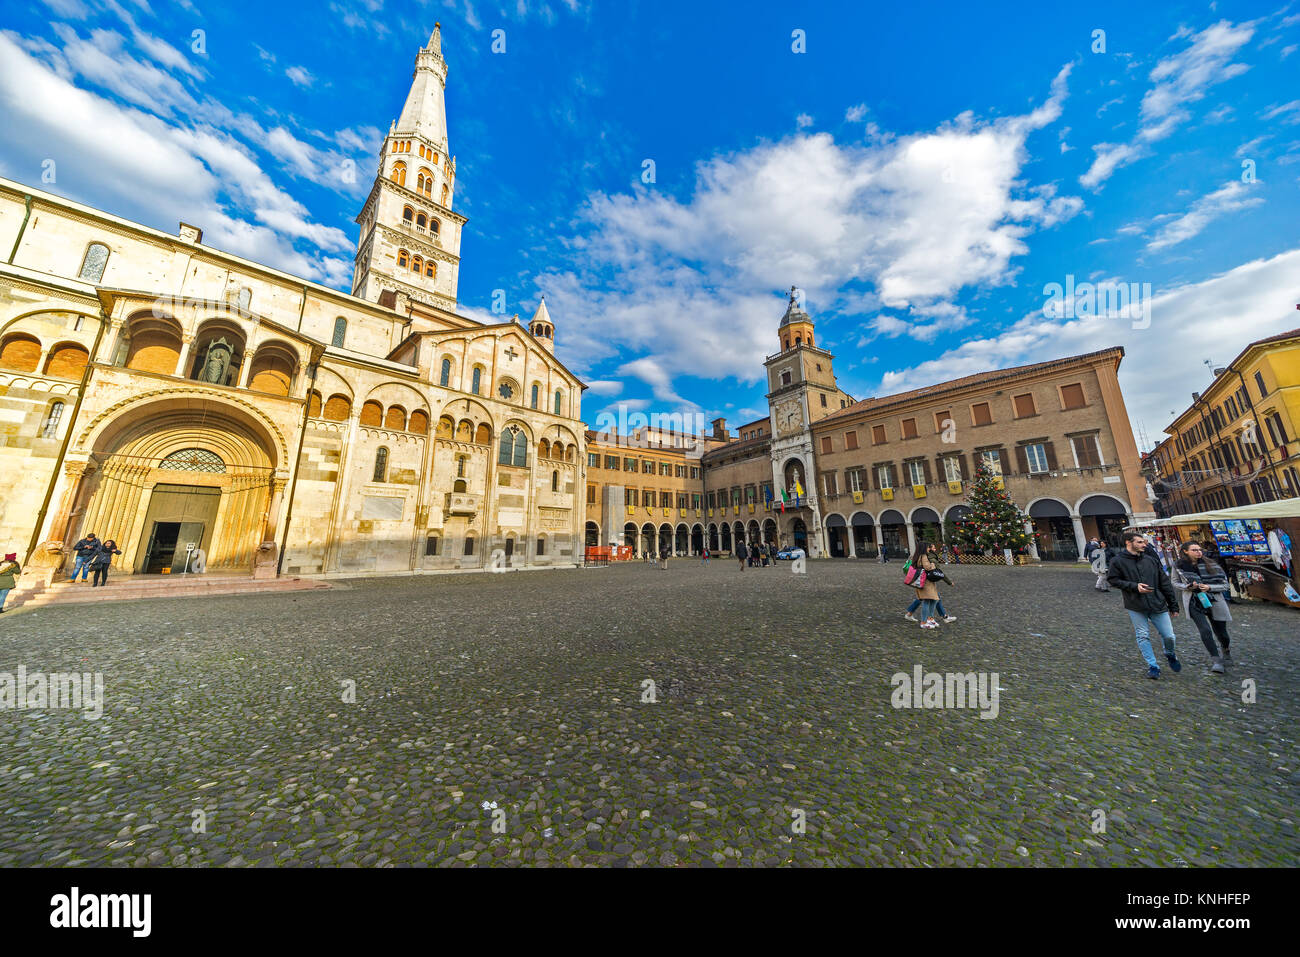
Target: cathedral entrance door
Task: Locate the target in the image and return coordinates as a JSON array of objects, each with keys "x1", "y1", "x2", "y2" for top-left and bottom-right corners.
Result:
[{"x1": 136, "y1": 484, "x2": 221, "y2": 573}]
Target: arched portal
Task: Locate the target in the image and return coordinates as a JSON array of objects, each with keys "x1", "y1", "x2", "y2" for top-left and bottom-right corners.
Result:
[
  {"x1": 1028, "y1": 498, "x2": 1076, "y2": 560},
  {"x1": 585, "y1": 521, "x2": 599, "y2": 548},
  {"x1": 791, "y1": 518, "x2": 808, "y2": 551},
  {"x1": 675, "y1": 523, "x2": 689, "y2": 554},
  {"x1": 763, "y1": 518, "x2": 778, "y2": 545},
  {"x1": 73, "y1": 396, "x2": 281, "y2": 575},
  {"x1": 878, "y1": 508, "x2": 906, "y2": 556},
  {"x1": 658, "y1": 523, "x2": 673, "y2": 556},
  {"x1": 850, "y1": 511, "x2": 875, "y2": 557},
  {"x1": 825, "y1": 514, "x2": 848, "y2": 557},
  {"x1": 911, "y1": 506, "x2": 942, "y2": 546},
  {"x1": 708, "y1": 523, "x2": 720, "y2": 551},
  {"x1": 1078, "y1": 494, "x2": 1130, "y2": 547},
  {"x1": 691, "y1": 523, "x2": 704, "y2": 554},
  {"x1": 640, "y1": 522, "x2": 655, "y2": 556}
]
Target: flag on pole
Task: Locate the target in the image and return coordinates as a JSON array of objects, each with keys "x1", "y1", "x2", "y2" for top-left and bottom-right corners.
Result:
[
  {"x1": 779, "y1": 487, "x2": 788, "y2": 513},
  {"x1": 794, "y1": 478, "x2": 804, "y2": 507}
]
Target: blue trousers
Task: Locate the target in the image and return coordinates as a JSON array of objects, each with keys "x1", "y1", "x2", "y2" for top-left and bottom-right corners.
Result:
[
  {"x1": 1127, "y1": 609, "x2": 1176, "y2": 668},
  {"x1": 908, "y1": 596, "x2": 947, "y2": 617},
  {"x1": 70, "y1": 554, "x2": 92, "y2": 580}
]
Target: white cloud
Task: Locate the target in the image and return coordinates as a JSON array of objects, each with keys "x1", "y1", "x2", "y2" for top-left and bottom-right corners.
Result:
[
  {"x1": 845, "y1": 103, "x2": 867, "y2": 122},
  {"x1": 0, "y1": 31, "x2": 352, "y2": 286},
  {"x1": 584, "y1": 379, "x2": 623, "y2": 397},
  {"x1": 873, "y1": 248, "x2": 1300, "y2": 436},
  {"x1": 285, "y1": 65, "x2": 314, "y2": 88},
  {"x1": 1082, "y1": 19, "x2": 1255, "y2": 189},
  {"x1": 795, "y1": 113, "x2": 814, "y2": 129},
  {"x1": 1262, "y1": 100, "x2": 1300, "y2": 123},
  {"x1": 526, "y1": 65, "x2": 1079, "y2": 390},
  {"x1": 1145, "y1": 180, "x2": 1264, "y2": 251}
]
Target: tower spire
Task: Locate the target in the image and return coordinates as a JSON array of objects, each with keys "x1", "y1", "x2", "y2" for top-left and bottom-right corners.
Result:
[{"x1": 396, "y1": 23, "x2": 449, "y2": 150}]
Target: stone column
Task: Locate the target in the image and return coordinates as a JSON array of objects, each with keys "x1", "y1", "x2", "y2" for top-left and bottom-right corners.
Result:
[
  {"x1": 905, "y1": 522, "x2": 917, "y2": 556},
  {"x1": 1070, "y1": 514, "x2": 1088, "y2": 558},
  {"x1": 175, "y1": 335, "x2": 195, "y2": 378}
]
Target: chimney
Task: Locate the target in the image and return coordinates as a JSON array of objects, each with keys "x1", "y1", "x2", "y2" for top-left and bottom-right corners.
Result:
[
  {"x1": 178, "y1": 222, "x2": 203, "y2": 244},
  {"x1": 711, "y1": 417, "x2": 728, "y2": 440}
]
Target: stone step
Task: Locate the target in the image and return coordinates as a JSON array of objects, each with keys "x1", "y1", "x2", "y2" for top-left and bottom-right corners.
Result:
[{"x1": 7, "y1": 576, "x2": 329, "y2": 610}]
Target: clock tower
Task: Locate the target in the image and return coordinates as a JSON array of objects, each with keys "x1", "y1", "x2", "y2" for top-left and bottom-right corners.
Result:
[{"x1": 765, "y1": 287, "x2": 852, "y2": 556}]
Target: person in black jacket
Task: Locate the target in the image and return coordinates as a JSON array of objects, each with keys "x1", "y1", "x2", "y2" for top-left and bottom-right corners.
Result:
[
  {"x1": 88, "y1": 539, "x2": 122, "y2": 587},
  {"x1": 1108, "y1": 531, "x2": 1181, "y2": 679}
]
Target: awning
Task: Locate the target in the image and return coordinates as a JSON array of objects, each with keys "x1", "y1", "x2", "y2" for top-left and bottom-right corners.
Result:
[{"x1": 1138, "y1": 496, "x2": 1300, "y2": 527}]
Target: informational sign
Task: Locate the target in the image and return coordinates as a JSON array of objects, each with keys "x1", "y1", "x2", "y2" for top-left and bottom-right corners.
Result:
[{"x1": 1209, "y1": 519, "x2": 1270, "y2": 558}]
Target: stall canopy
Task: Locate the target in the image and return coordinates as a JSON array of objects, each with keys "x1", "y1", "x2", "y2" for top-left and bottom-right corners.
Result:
[{"x1": 1139, "y1": 497, "x2": 1300, "y2": 528}]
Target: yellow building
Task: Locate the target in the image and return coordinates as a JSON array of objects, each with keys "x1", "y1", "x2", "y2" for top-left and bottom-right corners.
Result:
[{"x1": 1149, "y1": 327, "x2": 1300, "y2": 516}]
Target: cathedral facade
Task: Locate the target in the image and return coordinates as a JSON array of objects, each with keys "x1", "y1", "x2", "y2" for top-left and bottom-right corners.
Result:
[{"x1": 0, "y1": 27, "x2": 587, "y2": 582}]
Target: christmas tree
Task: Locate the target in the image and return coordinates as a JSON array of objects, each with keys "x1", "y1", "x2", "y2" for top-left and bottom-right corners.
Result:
[{"x1": 951, "y1": 463, "x2": 1030, "y2": 552}]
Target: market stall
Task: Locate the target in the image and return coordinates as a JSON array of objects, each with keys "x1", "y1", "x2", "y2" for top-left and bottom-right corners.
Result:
[{"x1": 1137, "y1": 498, "x2": 1300, "y2": 609}]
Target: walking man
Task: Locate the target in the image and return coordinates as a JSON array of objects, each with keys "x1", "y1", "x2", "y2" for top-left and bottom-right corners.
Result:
[{"x1": 1108, "y1": 531, "x2": 1181, "y2": 680}]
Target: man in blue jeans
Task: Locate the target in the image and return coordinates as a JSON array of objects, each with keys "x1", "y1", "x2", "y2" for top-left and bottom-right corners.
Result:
[
  {"x1": 67, "y1": 533, "x2": 100, "y2": 583},
  {"x1": 1107, "y1": 530, "x2": 1181, "y2": 679}
]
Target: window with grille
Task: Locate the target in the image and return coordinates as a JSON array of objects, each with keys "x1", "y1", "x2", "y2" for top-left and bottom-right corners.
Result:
[
  {"x1": 159, "y1": 448, "x2": 226, "y2": 473},
  {"x1": 78, "y1": 243, "x2": 109, "y2": 282},
  {"x1": 332, "y1": 317, "x2": 348, "y2": 348},
  {"x1": 425, "y1": 536, "x2": 439, "y2": 556},
  {"x1": 372, "y1": 447, "x2": 389, "y2": 482},
  {"x1": 41, "y1": 401, "x2": 64, "y2": 438}
]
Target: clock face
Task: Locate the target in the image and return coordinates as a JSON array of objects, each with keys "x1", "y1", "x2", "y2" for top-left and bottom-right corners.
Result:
[{"x1": 777, "y1": 400, "x2": 803, "y2": 435}]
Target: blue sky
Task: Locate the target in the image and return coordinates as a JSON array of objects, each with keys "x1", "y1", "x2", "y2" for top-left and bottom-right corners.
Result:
[{"x1": 2, "y1": 0, "x2": 1299, "y2": 447}]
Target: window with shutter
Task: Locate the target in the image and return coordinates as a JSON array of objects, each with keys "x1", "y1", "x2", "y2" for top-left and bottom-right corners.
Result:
[
  {"x1": 876, "y1": 465, "x2": 893, "y2": 489},
  {"x1": 978, "y1": 450, "x2": 1002, "y2": 475},
  {"x1": 1024, "y1": 443, "x2": 1049, "y2": 473},
  {"x1": 872, "y1": 424, "x2": 887, "y2": 445},
  {"x1": 1013, "y1": 393, "x2": 1036, "y2": 418},
  {"x1": 845, "y1": 431, "x2": 859, "y2": 450},
  {"x1": 907, "y1": 461, "x2": 924, "y2": 485},
  {"x1": 943, "y1": 456, "x2": 962, "y2": 482},
  {"x1": 821, "y1": 436, "x2": 832, "y2": 453},
  {"x1": 971, "y1": 403, "x2": 992, "y2": 426},
  {"x1": 1060, "y1": 383, "x2": 1085, "y2": 409},
  {"x1": 1071, "y1": 434, "x2": 1102, "y2": 467},
  {"x1": 901, "y1": 418, "x2": 918, "y2": 439}
]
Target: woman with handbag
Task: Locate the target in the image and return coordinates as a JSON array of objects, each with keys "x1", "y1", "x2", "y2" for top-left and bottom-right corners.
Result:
[
  {"x1": 906, "y1": 542, "x2": 941, "y2": 629},
  {"x1": 1171, "y1": 540, "x2": 1234, "y2": 673}
]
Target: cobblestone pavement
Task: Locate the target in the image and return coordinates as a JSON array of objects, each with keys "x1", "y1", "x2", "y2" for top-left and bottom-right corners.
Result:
[{"x1": 1, "y1": 560, "x2": 1297, "y2": 867}]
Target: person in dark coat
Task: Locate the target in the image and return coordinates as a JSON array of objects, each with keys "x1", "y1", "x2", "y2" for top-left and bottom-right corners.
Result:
[
  {"x1": 0, "y1": 552, "x2": 20, "y2": 612},
  {"x1": 1108, "y1": 531, "x2": 1181, "y2": 679},
  {"x1": 68, "y1": 532, "x2": 99, "y2": 582},
  {"x1": 89, "y1": 539, "x2": 122, "y2": 587},
  {"x1": 1171, "y1": 541, "x2": 1234, "y2": 674}
]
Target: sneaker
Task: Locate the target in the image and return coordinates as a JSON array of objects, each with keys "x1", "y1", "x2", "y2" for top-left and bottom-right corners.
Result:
[
  {"x1": 904, "y1": 612, "x2": 918, "y2": 622},
  {"x1": 1165, "y1": 653, "x2": 1181, "y2": 673},
  {"x1": 1209, "y1": 658, "x2": 1225, "y2": 674},
  {"x1": 1147, "y1": 666, "x2": 1160, "y2": 680},
  {"x1": 920, "y1": 620, "x2": 938, "y2": 629},
  {"x1": 942, "y1": 615, "x2": 957, "y2": 623}
]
